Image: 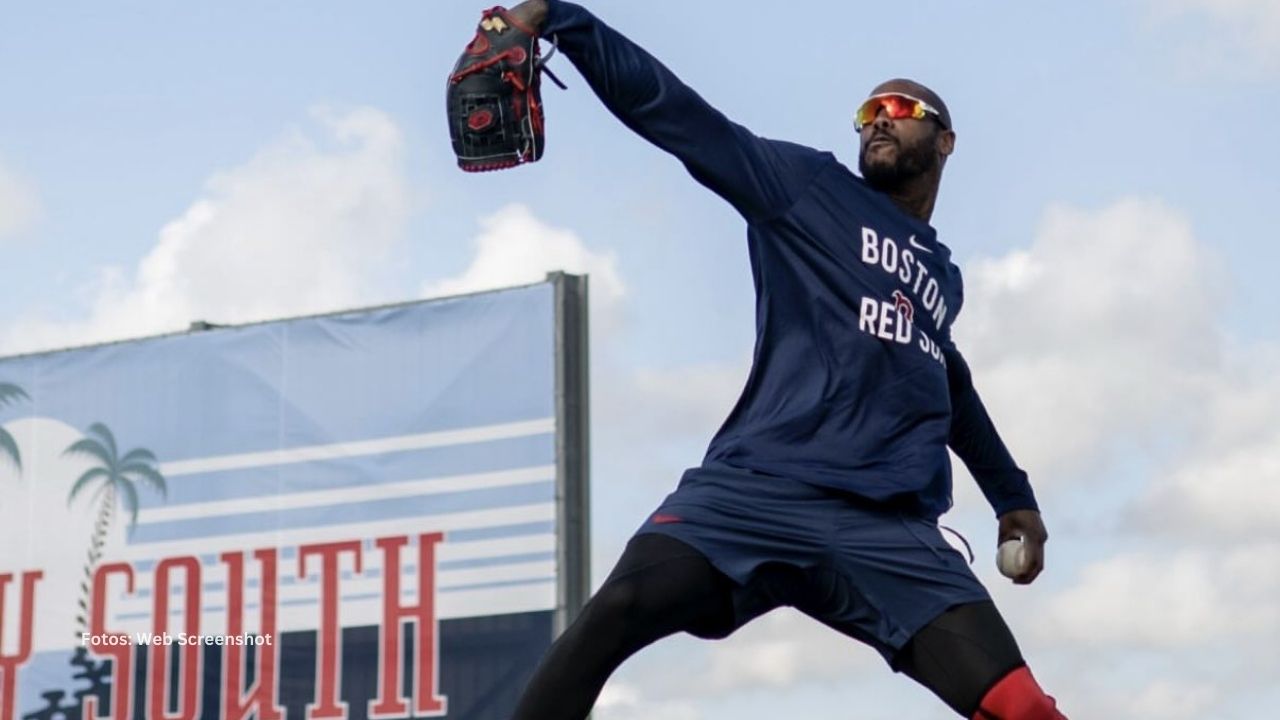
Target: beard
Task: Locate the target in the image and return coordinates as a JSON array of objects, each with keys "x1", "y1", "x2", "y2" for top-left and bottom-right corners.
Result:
[{"x1": 859, "y1": 133, "x2": 938, "y2": 193}]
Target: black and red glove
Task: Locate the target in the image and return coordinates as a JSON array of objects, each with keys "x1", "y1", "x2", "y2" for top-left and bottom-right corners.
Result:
[{"x1": 446, "y1": 6, "x2": 564, "y2": 172}]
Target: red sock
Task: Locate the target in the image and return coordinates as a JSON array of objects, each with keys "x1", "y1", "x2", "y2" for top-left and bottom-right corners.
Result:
[{"x1": 972, "y1": 666, "x2": 1068, "y2": 720}]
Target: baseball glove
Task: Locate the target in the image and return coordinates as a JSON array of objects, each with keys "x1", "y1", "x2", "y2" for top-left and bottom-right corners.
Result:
[{"x1": 447, "y1": 6, "x2": 565, "y2": 172}]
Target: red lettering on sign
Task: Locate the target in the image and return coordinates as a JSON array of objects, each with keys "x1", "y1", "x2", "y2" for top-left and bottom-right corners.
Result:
[
  {"x1": 149, "y1": 557, "x2": 202, "y2": 720},
  {"x1": 0, "y1": 571, "x2": 41, "y2": 720},
  {"x1": 299, "y1": 541, "x2": 362, "y2": 720},
  {"x1": 221, "y1": 549, "x2": 283, "y2": 720},
  {"x1": 368, "y1": 533, "x2": 448, "y2": 718}
]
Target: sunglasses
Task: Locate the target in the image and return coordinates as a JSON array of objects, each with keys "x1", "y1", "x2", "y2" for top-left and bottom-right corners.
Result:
[{"x1": 854, "y1": 92, "x2": 946, "y2": 131}]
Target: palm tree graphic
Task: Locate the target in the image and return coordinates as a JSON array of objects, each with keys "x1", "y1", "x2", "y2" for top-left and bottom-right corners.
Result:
[
  {"x1": 65, "y1": 422, "x2": 167, "y2": 632},
  {"x1": 0, "y1": 382, "x2": 29, "y2": 473}
]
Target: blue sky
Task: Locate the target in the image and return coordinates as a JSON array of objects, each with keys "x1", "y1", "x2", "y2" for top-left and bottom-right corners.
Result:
[{"x1": 3, "y1": 1, "x2": 1280, "y2": 718}]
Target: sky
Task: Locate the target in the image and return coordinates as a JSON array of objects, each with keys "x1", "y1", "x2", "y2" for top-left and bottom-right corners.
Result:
[{"x1": 2, "y1": 0, "x2": 1279, "y2": 718}]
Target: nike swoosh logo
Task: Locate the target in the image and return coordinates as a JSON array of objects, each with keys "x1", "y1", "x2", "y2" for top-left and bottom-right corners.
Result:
[{"x1": 908, "y1": 235, "x2": 933, "y2": 254}]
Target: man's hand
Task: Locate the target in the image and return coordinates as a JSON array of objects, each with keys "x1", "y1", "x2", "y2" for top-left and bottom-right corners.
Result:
[
  {"x1": 508, "y1": 0, "x2": 549, "y2": 32},
  {"x1": 997, "y1": 509, "x2": 1048, "y2": 585}
]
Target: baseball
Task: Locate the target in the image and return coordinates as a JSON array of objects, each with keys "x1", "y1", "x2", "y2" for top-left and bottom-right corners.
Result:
[{"x1": 997, "y1": 538, "x2": 1029, "y2": 578}]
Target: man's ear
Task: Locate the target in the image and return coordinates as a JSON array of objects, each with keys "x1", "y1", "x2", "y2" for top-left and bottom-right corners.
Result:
[{"x1": 936, "y1": 129, "x2": 956, "y2": 157}]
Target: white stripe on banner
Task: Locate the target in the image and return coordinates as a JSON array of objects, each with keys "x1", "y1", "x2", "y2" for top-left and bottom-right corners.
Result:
[
  {"x1": 107, "y1": 579, "x2": 557, "y2": 630},
  {"x1": 114, "y1": 503, "x2": 556, "y2": 561},
  {"x1": 158, "y1": 417, "x2": 556, "y2": 477},
  {"x1": 124, "y1": 535, "x2": 556, "y2": 577},
  {"x1": 431, "y1": 560, "x2": 555, "y2": 588},
  {"x1": 438, "y1": 582, "x2": 555, "y2": 620},
  {"x1": 439, "y1": 534, "x2": 556, "y2": 561},
  {"x1": 138, "y1": 465, "x2": 556, "y2": 523}
]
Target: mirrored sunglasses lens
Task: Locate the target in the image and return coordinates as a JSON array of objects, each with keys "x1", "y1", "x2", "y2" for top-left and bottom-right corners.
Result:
[
  {"x1": 880, "y1": 95, "x2": 916, "y2": 119},
  {"x1": 856, "y1": 94, "x2": 922, "y2": 129},
  {"x1": 855, "y1": 98, "x2": 881, "y2": 129}
]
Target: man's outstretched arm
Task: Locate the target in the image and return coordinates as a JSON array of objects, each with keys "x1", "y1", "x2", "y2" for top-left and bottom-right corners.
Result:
[
  {"x1": 508, "y1": 0, "x2": 825, "y2": 222},
  {"x1": 943, "y1": 344, "x2": 1049, "y2": 585}
]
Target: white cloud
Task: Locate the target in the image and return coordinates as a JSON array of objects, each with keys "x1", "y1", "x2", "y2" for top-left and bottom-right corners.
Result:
[
  {"x1": 957, "y1": 197, "x2": 1222, "y2": 483},
  {"x1": 0, "y1": 160, "x2": 40, "y2": 240},
  {"x1": 954, "y1": 199, "x2": 1280, "y2": 543},
  {"x1": 942, "y1": 195, "x2": 1280, "y2": 719},
  {"x1": 1038, "y1": 545, "x2": 1280, "y2": 649},
  {"x1": 1133, "y1": 344, "x2": 1280, "y2": 538},
  {"x1": 708, "y1": 638, "x2": 801, "y2": 689},
  {"x1": 592, "y1": 610, "x2": 891, "y2": 720},
  {"x1": 421, "y1": 203, "x2": 625, "y2": 324},
  {"x1": 1142, "y1": 424, "x2": 1280, "y2": 537},
  {"x1": 597, "y1": 680, "x2": 702, "y2": 720},
  {"x1": 1153, "y1": 0, "x2": 1280, "y2": 72},
  {"x1": 703, "y1": 609, "x2": 880, "y2": 692},
  {"x1": 1027, "y1": 580, "x2": 1266, "y2": 720},
  {"x1": 1056, "y1": 677, "x2": 1220, "y2": 720},
  {"x1": 1127, "y1": 680, "x2": 1220, "y2": 720},
  {"x1": 597, "y1": 682, "x2": 642, "y2": 710},
  {"x1": 1, "y1": 107, "x2": 410, "y2": 355},
  {"x1": 614, "y1": 360, "x2": 750, "y2": 441},
  {"x1": 587, "y1": 356, "x2": 750, "y2": 540}
]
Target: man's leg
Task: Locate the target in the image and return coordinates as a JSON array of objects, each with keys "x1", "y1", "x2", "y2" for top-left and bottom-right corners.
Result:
[
  {"x1": 893, "y1": 601, "x2": 1067, "y2": 719},
  {"x1": 512, "y1": 533, "x2": 737, "y2": 720}
]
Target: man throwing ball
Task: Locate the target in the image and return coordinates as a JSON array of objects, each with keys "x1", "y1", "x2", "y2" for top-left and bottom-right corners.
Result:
[{"x1": 498, "y1": 2, "x2": 1068, "y2": 718}]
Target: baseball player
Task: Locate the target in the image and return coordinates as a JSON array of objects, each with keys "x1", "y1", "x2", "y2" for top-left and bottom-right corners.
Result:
[{"x1": 467, "y1": 2, "x2": 1068, "y2": 717}]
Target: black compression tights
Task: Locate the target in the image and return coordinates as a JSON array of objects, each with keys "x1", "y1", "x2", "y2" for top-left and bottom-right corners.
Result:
[
  {"x1": 512, "y1": 534, "x2": 736, "y2": 719},
  {"x1": 893, "y1": 597, "x2": 1028, "y2": 716},
  {"x1": 512, "y1": 533, "x2": 1025, "y2": 720}
]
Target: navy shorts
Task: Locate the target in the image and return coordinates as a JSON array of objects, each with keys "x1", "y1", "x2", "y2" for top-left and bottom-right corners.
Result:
[{"x1": 636, "y1": 465, "x2": 990, "y2": 663}]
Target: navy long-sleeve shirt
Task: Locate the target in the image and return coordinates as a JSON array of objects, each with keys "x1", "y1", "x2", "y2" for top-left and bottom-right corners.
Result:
[{"x1": 542, "y1": 1, "x2": 1038, "y2": 519}]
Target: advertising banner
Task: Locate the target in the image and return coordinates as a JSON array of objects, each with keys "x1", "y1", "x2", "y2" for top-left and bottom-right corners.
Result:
[{"x1": 0, "y1": 276, "x2": 589, "y2": 720}]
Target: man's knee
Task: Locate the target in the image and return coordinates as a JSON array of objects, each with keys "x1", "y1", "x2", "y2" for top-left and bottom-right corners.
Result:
[{"x1": 972, "y1": 665, "x2": 1067, "y2": 720}]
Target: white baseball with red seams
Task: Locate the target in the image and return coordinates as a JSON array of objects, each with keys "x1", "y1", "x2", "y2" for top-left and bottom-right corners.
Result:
[{"x1": 997, "y1": 538, "x2": 1030, "y2": 578}]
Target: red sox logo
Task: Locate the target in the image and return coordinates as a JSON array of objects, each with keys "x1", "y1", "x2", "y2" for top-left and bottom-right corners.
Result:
[{"x1": 891, "y1": 290, "x2": 914, "y2": 323}]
